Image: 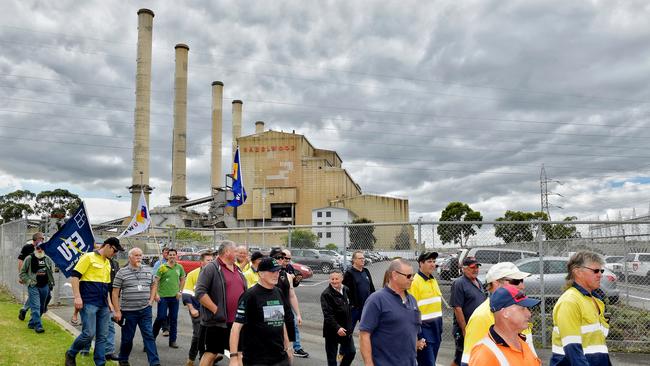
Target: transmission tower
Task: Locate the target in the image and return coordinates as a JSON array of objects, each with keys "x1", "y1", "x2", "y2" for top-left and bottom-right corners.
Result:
[{"x1": 540, "y1": 164, "x2": 563, "y2": 220}]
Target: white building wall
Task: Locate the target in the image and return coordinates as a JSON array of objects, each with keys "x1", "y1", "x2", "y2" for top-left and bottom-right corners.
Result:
[{"x1": 311, "y1": 207, "x2": 356, "y2": 249}]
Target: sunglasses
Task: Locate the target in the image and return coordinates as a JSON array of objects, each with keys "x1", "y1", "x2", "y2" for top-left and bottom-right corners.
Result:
[
  {"x1": 580, "y1": 266, "x2": 605, "y2": 274},
  {"x1": 395, "y1": 270, "x2": 415, "y2": 279},
  {"x1": 504, "y1": 278, "x2": 523, "y2": 286},
  {"x1": 274, "y1": 255, "x2": 286, "y2": 260},
  {"x1": 284, "y1": 257, "x2": 291, "y2": 260}
]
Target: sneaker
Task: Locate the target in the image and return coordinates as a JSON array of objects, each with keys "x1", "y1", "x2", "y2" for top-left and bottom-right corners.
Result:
[
  {"x1": 169, "y1": 342, "x2": 179, "y2": 348},
  {"x1": 293, "y1": 349, "x2": 309, "y2": 358},
  {"x1": 65, "y1": 352, "x2": 76, "y2": 366},
  {"x1": 162, "y1": 330, "x2": 170, "y2": 337},
  {"x1": 35, "y1": 327, "x2": 45, "y2": 333},
  {"x1": 18, "y1": 308, "x2": 27, "y2": 321}
]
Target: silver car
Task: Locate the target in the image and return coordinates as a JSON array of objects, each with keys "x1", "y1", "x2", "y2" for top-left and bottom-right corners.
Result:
[{"x1": 513, "y1": 256, "x2": 619, "y2": 304}]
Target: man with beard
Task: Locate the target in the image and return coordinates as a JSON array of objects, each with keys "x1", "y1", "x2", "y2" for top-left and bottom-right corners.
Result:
[
  {"x1": 19, "y1": 241, "x2": 55, "y2": 333},
  {"x1": 17, "y1": 232, "x2": 45, "y2": 321}
]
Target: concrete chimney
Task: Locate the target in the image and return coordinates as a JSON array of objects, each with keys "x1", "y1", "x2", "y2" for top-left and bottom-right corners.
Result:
[
  {"x1": 170, "y1": 43, "x2": 189, "y2": 204},
  {"x1": 211, "y1": 81, "x2": 224, "y2": 190},
  {"x1": 129, "y1": 8, "x2": 154, "y2": 216},
  {"x1": 255, "y1": 121, "x2": 265, "y2": 134},
  {"x1": 232, "y1": 100, "x2": 243, "y2": 156}
]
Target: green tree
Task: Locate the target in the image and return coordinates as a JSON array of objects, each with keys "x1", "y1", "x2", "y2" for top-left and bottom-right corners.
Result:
[
  {"x1": 437, "y1": 202, "x2": 483, "y2": 247},
  {"x1": 393, "y1": 225, "x2": 411, "y2": 250},
  {"x1": 35, "y1": 189, "x2": 82, "y2": 218},
  {"x1": 324, "y1": 243, "x2": 338, "y2": 250},
  {"x1": 349, "y1": 218, "x2": 377, "y2": 250},
  {"x1": 175, "y1": 229, "x2": 211, "y2": 243},
  {"x1": 495, "y1": 210, "x2": 548, "y2": 243},
  {"x1": 284, "y1": 229, "x2": 318, "y2": 248},
  {"x1": 0, "y1": 189, "x2": 36, "y2": 223},
  {"x1": 544, "y1": 216, "x2": 581, "y2": 240}
]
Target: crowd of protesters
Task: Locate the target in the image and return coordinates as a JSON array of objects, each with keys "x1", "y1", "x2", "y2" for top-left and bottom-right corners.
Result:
[{"x1": 17, "y1": 233, "x2": 613, "y2": 366}]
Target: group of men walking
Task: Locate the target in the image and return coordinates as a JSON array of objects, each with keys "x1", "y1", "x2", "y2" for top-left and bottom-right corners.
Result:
[{"x1": 17, "y1": 231, "x2": 613, "y2": 366}]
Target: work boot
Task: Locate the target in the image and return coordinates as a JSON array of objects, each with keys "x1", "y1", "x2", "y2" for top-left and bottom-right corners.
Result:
[
  {"x1": 65, "y1": 352, "x2": 76, "y2": 366},
  {"x1": 169, "y1": 342, "x2": 179, "y2": 348},
  {"x1": 162, "y1": 329, "x2": 170, "y2": 337},
  {"x1": 18, "y1": 308, "x2": 27, "y2": 321}
]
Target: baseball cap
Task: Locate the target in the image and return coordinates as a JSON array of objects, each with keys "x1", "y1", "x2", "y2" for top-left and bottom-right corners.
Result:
[
  {"x1": 269, "y1": 248, "x2": 285, "y2": 259},
  {"x1": 103, "y1": 237, "x2": 125, "y2": 252},
  {"x1": 250, "y1": 251, "x2": 265, "y2": 262},
  {"x1": 418, "y1": 251, "x2": 439, "y2": 263},
  {"x1": 462, "y1": 257, "x2": 481, "y2": 266},
  {"x1": 490, "y1": 285, "x2": 540, "y2": 312},
  {"x1": 485, "y1": 262, "x2": 530, "y2": 283},
  {"x1": 258, "y1": 257, "x2": 282, "y2": 272}
]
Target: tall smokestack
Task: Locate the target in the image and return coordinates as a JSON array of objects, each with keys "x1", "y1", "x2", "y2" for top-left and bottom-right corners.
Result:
[
  {"x1": 170, "y1": 43, "x2": 189, "y2": 204},
  {"x1": 211, "y1": 81, "x2": 224, "y2": 190},
  {"x1": 232, "y1": 100, "x2": 242, "y2": 157},
  {"x1": 129, "y1": 8, "x2": 154, "y2": 216},
  {"x1": 255, "y1": 121, "x2": 265, "y2": 134}
]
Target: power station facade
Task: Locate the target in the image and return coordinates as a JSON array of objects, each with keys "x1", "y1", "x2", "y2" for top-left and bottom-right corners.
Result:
[{"x1": 121, "y1": 8, "x2": 411, "y2": 249}]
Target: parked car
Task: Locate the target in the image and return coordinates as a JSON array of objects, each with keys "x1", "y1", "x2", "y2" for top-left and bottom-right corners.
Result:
[
  {"x1": 624, "y1": 253, "x2": 650, "y2": 281},
  {"x1": 290, "y1": 262, "x2": 313, "y2": 280},
  {"x1": 511, "y1": 256, "x2": 619, "y2": 304},
  {"x1": 292, "y1": 249, "x2": 341, "y2": 273},
  {"x1": 604, "y1": 255, "x2": 625, "y2": 277},
  {"x1": 318, "y1": 249, "x2": 343, "y2": 262},
  {"x1": 438, "y1": 255, "x2": 460, "y2": 280},
  {"x1": 458, "y1": 247, "x2": 538, "y2": 275},
  {"x1": 177, "y1": 252, "x2": 202, "y2": 273}
]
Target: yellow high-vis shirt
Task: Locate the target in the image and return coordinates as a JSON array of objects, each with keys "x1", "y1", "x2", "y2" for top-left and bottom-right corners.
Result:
[
  {"x1": 244, "y1": 268, "x2": 259, "y2": 288},
  {"x1": 409, "y1": 272, "x2": 443, "y2": 321}
]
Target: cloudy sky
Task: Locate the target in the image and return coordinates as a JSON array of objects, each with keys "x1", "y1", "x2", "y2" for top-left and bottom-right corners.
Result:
[{"x1": 2, "y1": 0, "x2": 650, "y2": 223}]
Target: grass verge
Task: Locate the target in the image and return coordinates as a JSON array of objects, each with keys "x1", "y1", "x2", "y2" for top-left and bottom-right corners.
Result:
[{"x1": 0, "y1": 286, "x2": 100, "y2": 366}]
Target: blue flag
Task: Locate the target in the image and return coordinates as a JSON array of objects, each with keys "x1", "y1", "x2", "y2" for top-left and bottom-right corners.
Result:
[
  {"x1": 42, "y1": 202, "x2": 96, "y2": 277},
  {"x1": 227, "y1": 146, "x2": 247, "y2": 207}
]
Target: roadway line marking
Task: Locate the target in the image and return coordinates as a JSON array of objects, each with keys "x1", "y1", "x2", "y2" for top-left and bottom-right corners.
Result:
[{"x1": 298, "y1": 279, "x2": 329, "y2": 287}]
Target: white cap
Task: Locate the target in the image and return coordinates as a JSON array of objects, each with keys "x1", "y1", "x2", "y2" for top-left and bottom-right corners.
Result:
[{"x1": 485, "y1": 262, "x2": 530, "y2": 283}]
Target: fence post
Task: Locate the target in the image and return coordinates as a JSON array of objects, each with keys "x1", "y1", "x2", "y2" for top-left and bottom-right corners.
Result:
[
  {"x1": 288, "y1": 227, "x2": 292, "y2": 249},
  {"x1": 343, "y1": 224, "x2": 348, "y2": 271},
  {"x1": 417, "y1": 218, "x2": 422, "y2": 256},
  {"x1": 171, "y1": 227, "x2": 177, "y2": 248},
  {"x1": 536, "y1": 222, "x2": 547, "y2": 348},
  {"x1": 622, "y1": 225, "x2": 630, "y2": 307}
]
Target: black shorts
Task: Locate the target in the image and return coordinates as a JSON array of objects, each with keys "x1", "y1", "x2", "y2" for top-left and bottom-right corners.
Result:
[
  {"x1": 453, "y1": 329, "x2": 464, "y2": 365},
  {"x1": 200, "y1": 323, "x2": 233, "y2": 355}
]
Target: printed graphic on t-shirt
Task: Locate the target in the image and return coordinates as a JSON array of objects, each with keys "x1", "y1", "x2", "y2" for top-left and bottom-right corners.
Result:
[{"x1": 263, "y1": 300, "x2": 285, "y2": 326}]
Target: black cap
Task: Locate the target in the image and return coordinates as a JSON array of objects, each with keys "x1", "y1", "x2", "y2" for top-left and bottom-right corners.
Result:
[
  {"x1": 103, "y1": 237, "x2": 125, "y2": 252},
  {"x1": 463, "y1": 257, "x2": 481, "y2": 266},
  {"x1": 269, "y1": 248, "x2": 285, "y2": 259},
  {"x1": 258, "y1": 257, "x2": 281, "y2": 272},
  {"x1": 418, "y1": 251, "x2": 439, "y2": 263},
  {"x1": 251, "y1": 251, "x2": 265, "y2": 262}
]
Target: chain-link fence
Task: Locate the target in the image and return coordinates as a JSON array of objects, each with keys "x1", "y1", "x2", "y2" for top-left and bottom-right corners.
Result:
[{"x1": 1, "y1": 219, "x2": 649, "y2": 353}]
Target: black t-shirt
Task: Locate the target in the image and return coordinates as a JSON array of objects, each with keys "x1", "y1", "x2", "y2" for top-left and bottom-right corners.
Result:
[
  {"x1": 276, "y1": 269, "x2": 295, "y2": 322},
  {"x1": 33, "y1": 256, "x2": 49, "y2": 288},
  {"x1": 18, "y1": 244, "x2": 35, "y2": 260},
  {"x1": 235, "y1": 284, "x2": 288, "y2": 364}
]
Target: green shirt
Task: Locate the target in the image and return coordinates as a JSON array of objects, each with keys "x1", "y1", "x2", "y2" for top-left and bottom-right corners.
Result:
[{"x1": 156, "y1": 262, "x2": 186, "y2": 297}]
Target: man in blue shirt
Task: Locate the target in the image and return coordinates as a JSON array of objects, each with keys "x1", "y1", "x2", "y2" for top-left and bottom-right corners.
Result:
[
  {"x1": 450, "y1": 257, "x2": 487, "y2": 366},
  {"x1": 359, "y1": 259, "x2": 423, "y2": 366}
]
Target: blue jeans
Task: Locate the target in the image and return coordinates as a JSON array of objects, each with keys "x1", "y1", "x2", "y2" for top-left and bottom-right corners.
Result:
[
  {"x1": 68, "y1": 303, "x2": 111, "y2": 366},
  {"x1": 153, "y1": 297, "x2": 179, "y2": 343},
  {"x1": 27, "y1": 285, "x2": 49, "y2": 330},
  {"x1": 120, "y1": 306, "x2": 160, "y2": 366},
  {"x1": 293, "y1": 310, "x2": 302, "y2": 351}
]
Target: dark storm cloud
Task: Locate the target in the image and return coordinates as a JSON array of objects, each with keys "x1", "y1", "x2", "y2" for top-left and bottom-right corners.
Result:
[{"x1": 1, "y1": 0, "x2": 650, "y2": 222}]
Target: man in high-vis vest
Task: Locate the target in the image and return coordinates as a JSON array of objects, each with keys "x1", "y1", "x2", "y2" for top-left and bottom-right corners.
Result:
[
  {"x1": 409, "y1": 252, "x2": 443, "y2": 366},
  {"x1": 461, "y1": 262, "x2": 534, "y2": 365},
  {"x1": 550, "y1": 251, "x2": 611, "y2": 366},
  {"x1": 468, "y1": 285, "x2": 541, "y2": 366}
]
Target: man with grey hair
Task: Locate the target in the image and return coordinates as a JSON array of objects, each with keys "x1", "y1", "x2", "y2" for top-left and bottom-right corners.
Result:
[
  {"x1": 235, "y1": 245, "x2": 251, "y2": 273},
  {"x1": 550, "y1": 251, "x2": 611, "y2": 366},
  {"x1": 112, "y1": 247, "x2": 160, "y2": 366},
  {"x1": 195, "y1": 240, "x2": 247, "y2": 366},
  {"x1": 359, "y1": 259, "x2": 423, "y2": 366}
]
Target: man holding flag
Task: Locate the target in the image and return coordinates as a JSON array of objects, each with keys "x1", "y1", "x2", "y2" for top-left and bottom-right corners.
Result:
[{"x1": 227, "y1": 146, "x2": 247, "y2": 208}]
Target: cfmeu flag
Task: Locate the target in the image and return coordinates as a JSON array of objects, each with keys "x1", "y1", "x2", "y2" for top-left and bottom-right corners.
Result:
[
  {"x1": 42, "y1": 202, "x2": 96, "y2": 277},
  {"x1": 227, "y1": 146, "x2": 247, "y2": 207},
  {"x1": 118, "y1": 191, "x2": 151, "y2": 238}
]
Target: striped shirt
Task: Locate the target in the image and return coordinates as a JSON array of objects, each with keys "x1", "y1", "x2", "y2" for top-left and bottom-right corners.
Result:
[{"x1": 113, "y1": 264, "x2": 154, "y2": 311}]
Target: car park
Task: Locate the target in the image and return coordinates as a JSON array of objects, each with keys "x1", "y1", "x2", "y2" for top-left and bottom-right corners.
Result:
[
  {"x1": 511, "y1": 256, "x2": 619, "y2": 304},
  {"x1": 291, "y1": 248, "x2": 342, "y2": 273},
  {"x1": 318, "y1": 249, "x2": 343, "y2": 262},
  {"x1": 458, "y1": 247, "x2": 538, "y2": 275}
]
